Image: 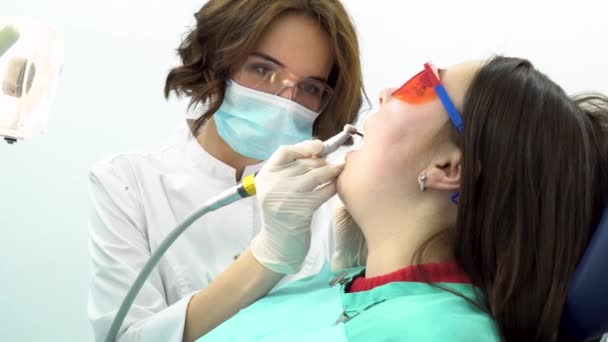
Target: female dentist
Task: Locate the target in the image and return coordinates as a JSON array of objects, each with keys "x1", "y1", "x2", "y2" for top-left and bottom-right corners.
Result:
[{"x1": 87, "y1": 0, "x2": 364, "y2": 341}]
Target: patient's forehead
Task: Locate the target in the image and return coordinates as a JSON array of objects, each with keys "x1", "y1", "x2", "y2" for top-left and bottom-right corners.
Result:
[{"x1": 441, "y1": 60, "x2": 483, "y2": 110}]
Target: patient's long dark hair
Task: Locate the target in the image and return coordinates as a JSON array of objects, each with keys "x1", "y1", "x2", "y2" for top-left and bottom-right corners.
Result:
[{"x1": 449, "y1": 57, "x2": 608, "y2": 341}]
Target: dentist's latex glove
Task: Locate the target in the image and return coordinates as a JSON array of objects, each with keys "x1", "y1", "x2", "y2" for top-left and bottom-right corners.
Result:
[
  {"x1": 251, "y1": 140, "x2": 344, "y2": 274},
  {"x1": 330, "y1": 203, "x2": 368, "y2": 271}
]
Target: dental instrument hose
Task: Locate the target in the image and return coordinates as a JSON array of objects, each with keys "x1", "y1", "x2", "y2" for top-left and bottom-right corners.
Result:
[
  {"x1": 105, "y1": 125, "x2": 361, "y2": 342},
  {"x1": 104, "y1": 175, "x2": 256, "y2": 342}
]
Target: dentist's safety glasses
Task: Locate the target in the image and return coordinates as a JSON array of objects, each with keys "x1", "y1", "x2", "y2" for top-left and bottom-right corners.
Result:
[
  {"x1": 392, "y1": 62, "x2": 464, "y2": 133},
  {"x1": 233, "y1": 53, "x2": 334, "y2": 113}
]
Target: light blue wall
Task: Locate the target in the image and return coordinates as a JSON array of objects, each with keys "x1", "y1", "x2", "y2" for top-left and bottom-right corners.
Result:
[{"x1": 1, "y1": 0, "x2": 607, "y2": 341}]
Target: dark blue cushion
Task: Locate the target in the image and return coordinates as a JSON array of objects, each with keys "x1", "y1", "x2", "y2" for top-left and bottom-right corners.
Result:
[{"x1": 561, "y1": 204, "x2": 608, "y2": 341}]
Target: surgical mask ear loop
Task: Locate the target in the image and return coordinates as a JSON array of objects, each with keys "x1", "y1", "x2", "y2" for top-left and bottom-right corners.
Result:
[{"x1": 417, "y1": 172, "x2": 427, "y2": 192}]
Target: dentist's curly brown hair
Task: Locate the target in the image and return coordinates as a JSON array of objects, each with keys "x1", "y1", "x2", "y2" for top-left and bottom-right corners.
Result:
[{"x1": 164, "y1": 0, "x2": 365, "y2": 141}]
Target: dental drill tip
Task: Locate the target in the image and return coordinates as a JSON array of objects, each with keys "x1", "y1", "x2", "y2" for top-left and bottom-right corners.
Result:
[
  {"x1": 344, "y1": 124, "x2": 358, "y2": 134},
  {"x1": 344, "y1": 124, "x2": 364, "y2": 137},
  {"x1": 344, "y1": 124, "x2": 364, "y2": 138}
]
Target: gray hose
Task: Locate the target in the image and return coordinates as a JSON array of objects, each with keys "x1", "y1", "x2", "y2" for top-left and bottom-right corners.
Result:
[{"x1": 105, "y1": 186, "x2": 243, "y2": 342}]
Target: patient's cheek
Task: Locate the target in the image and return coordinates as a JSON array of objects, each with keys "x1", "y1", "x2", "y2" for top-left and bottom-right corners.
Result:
[
  {"x1": 336, "y1": 166, "x2": 375, "y2": 211},
  {"x1": 364, "y1": 146, "x2": 405, "y2": 177}
]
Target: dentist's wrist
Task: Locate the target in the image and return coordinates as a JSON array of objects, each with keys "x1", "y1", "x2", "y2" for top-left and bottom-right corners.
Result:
[{"x1": 250, "y1": 229, "x2": 309, "y2": 275}]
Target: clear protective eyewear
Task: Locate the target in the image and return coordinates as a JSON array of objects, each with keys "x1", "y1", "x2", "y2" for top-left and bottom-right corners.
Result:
[{"x1": 233, "y1": 53, "x2": 334, "y2": 113}]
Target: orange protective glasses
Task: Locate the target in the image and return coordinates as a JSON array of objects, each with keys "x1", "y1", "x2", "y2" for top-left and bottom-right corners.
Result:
[{"x1": 392, "y1": 62, "x2": 463, "y2": 133}]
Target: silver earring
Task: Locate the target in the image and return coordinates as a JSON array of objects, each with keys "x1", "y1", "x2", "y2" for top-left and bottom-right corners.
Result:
[{"x1": 418, "y1": 172, "x2": 427, "y2": 192}]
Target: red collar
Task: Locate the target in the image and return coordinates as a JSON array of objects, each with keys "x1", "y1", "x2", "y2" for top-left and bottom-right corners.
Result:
[{"x1": 348, "y1": 263, "x2": 472, "y2": 293}]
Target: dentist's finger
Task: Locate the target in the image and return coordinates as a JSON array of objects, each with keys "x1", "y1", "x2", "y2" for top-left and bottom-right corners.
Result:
[
  {"x1": 266, "y1": 140, "x2": 324, "y2": 166},
  {"x1": 277, "y1": 158, "x2": 327, "y2": 177},
  {"x1": 311, "y1": 181, "x2": 338, "y2": 205},
  {"x1": 297, "y1": 163, "x2": 344, "y2": 191}
]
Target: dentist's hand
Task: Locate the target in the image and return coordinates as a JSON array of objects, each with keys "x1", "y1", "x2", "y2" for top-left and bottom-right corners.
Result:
[
  {"x1": 251, "y1": 140, "x2": 344, "y2": 274},
  {"x1": 330, "y1": 204, "x2": 368, "y2": 271}
]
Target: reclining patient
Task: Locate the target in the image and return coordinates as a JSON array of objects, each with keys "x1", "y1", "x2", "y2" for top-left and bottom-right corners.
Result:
[{"x1": 198, "y1": 56, "x2": 608, "y2": 341}]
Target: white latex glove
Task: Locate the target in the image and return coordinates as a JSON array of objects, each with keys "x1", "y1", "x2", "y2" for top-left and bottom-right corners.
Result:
[
  {"x1": 330, "y1": 204, "x2": 368, "y2": 271},
  {"x1": 251, "y1": 140, "x2": 344, "y2": 274}
]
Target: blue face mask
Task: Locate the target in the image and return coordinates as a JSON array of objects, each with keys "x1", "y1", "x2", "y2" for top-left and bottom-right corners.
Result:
[{"x1": 214, "y1": 80, "x2": 321, "y2": 160}]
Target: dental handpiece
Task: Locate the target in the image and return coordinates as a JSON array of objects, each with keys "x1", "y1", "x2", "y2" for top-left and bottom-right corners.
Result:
[
  {"x1": 238, "y1": 124, "x2": 363, "y2": 198},
  {"x1": 319, "y1": 124, "x2": 363, "y2": 157}
]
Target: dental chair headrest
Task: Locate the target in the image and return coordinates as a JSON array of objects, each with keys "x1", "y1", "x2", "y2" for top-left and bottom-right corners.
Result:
[{"x1": 560, "y1": 203, "x2": 608, "y2": 341}]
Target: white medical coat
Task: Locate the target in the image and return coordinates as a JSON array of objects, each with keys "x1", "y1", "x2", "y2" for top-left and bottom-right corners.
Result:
[{"x1": 87, "y1": 123, "x2": 334, "y2": 342}]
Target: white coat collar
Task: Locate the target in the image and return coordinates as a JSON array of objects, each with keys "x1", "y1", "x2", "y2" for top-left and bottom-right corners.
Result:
[{"x1": 182, "y1": 120, "x2": 264, "y2": 182}]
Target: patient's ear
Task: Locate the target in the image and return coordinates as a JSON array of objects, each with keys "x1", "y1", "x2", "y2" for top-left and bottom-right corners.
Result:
[{"x1": 425, "y1": 149, "x2": 462, "y2": 191}]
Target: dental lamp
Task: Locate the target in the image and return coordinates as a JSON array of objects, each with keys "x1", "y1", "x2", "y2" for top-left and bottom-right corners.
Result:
[{"x1": 0, "y1": 16, "x2": 63, "y2": 144}]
